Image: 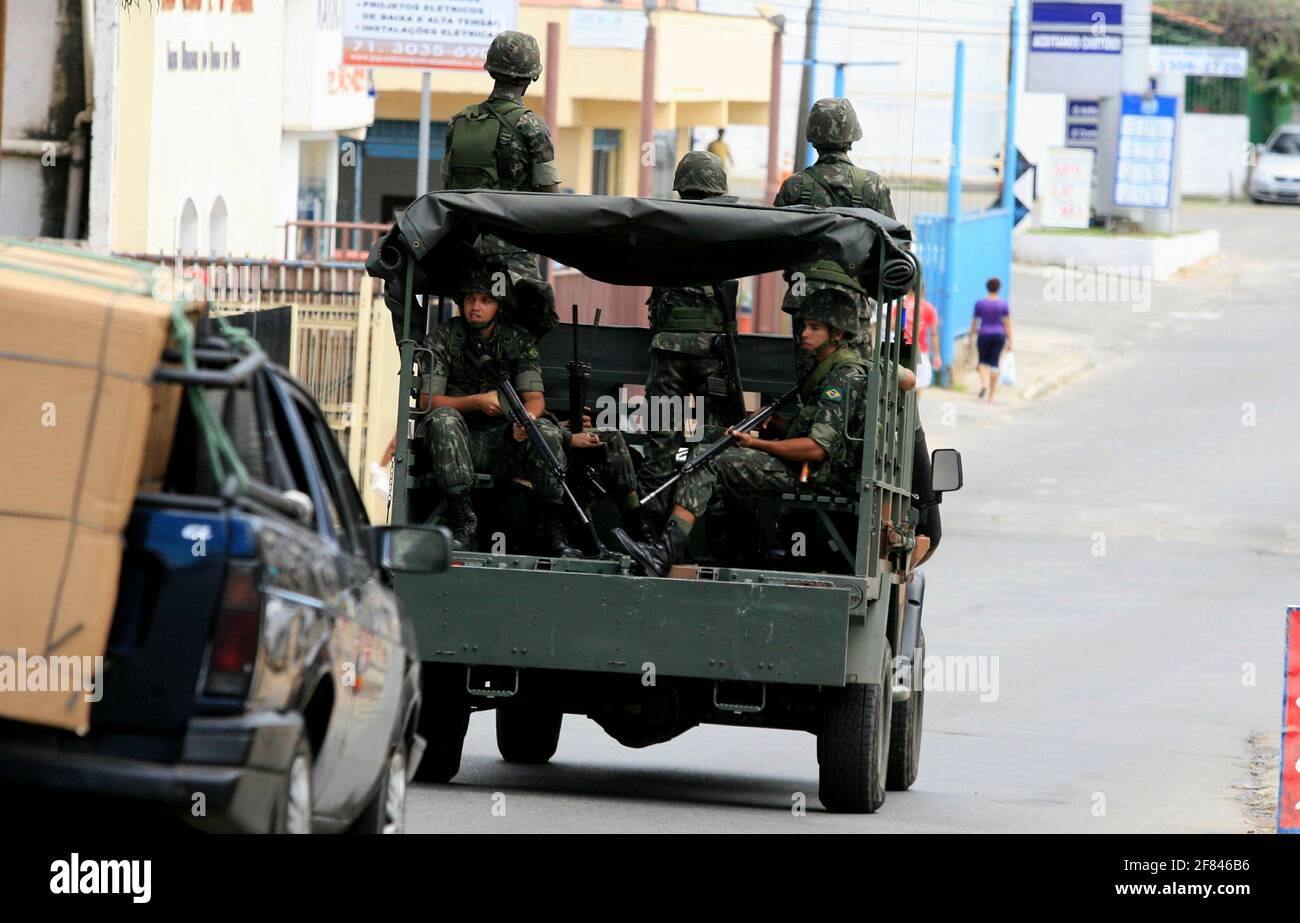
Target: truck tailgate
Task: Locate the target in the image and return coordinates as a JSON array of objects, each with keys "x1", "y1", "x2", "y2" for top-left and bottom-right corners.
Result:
[
  {"x1": 93, "y1": 502, "x2": 233, "y2": 733},
  {"x1": 400, "y1": 563, "x2": 852, "y2": 686}
]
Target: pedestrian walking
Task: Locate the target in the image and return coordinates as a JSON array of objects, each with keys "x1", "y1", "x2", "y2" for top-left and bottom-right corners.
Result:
[{"x1": 968, "y1": 277, "x2": 1013, "y2": 401}]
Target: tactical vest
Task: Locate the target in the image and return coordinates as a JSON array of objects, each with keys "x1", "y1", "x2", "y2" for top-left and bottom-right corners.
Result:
[
  {"x1": 445, "y1": 99, "x2": 530, "y2": 190},
  {"x1": 797, "y1": 162, "x2": 878, "y2": 208},
  {"x1": 648, "y1": 285, "x2": 732, "y2": 334},
  {"x1": 791, "y1": 346, "x2": 869, "y2": 489}
]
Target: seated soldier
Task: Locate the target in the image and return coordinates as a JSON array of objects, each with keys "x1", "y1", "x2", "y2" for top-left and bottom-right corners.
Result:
[
  {"x1": 559, "y1": 412, "x2": 651, "y2": 541},
  {"x1": 419, "y1": 265, "x2": 579, "y2": 557},
  {"x1": 612, "y1": 287, "x2": 868, "y2": 577}
]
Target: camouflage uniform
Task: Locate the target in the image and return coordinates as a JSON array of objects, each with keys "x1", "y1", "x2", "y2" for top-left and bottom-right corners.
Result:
[
  {"x1": 421, "y1": 315, "x2": 566, "y2": 503},
  {"x1": 673, "y1": 346, "x2": 868, "y2": 517},
  {"x1": 639, "y1": 151, "x2": 737, "y2": 512},
  {"x1": 776, "y1": 98, "x2": 894, "y2": 366},
  {"x1": 559, "y1": 424, "x2": 637, "y2": 498},
  {"x1": 441, "y1": 31, "x2": 559, "y2": 325}
]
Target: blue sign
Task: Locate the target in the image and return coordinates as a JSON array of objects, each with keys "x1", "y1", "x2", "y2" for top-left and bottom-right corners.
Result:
[
  {"x1": 1068, "y1": 99, "x2": 1099, "y2": 119},
  {"x1": 1031, "y1": 2, "x2": 1122, "y2": 25},
  {"x1": 1030, "y1": 31, "x2": 1122, "y2": 54},
  {"x1": 1114, "y1": 94, "x2": 1177, "y2": 209},
  {"x1": 1068, "y1": 124, "x2": 1099, "y2": 142}
]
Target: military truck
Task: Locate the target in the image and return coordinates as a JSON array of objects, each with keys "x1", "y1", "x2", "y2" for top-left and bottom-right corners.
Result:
[{"x1": 367, "y1": 190, "x2": 963, "y2": 813}]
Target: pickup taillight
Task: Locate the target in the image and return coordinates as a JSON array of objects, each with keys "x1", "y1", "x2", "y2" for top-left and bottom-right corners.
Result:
[{"x1": 203, "y1": 561, "x2": 262, "y2": 699}]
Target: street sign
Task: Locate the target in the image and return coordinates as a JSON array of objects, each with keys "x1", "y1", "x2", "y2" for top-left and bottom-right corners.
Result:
[
  {"x1": 1067, "y1": 98, "x2": 1099, "y2": 151},
  {"x1": 1026, "y1": 1, "x2": 1124, "y2": 97},
  {"x1": 1151, "y1": 45, "x2": 1248, "y2": 79},
  {"x1": 1114, "y1": 93, "x2": 1177, "y2": 209},
  {"x1": 1041, "y1": 146, "x2": 1093, "y2": 229},
  {"x1": 341, "y1": 0, "x2": 519, "y2": 70}
]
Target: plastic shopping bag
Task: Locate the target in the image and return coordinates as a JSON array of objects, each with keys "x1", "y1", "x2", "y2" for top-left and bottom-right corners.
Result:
[{"x1": 999, "y1": 350, "x2": 1017, "y2": 387}]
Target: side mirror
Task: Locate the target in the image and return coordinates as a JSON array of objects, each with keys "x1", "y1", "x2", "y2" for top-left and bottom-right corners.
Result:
[
  {"x1": 931, "y1": 448, "x2": 963, "y2": 494},
  {"x1": 375, "y1": 524, "x2": 452, "y2": 574},
  {"x1": 282, "y1": 489, "x2": 314, "y2": 524}
]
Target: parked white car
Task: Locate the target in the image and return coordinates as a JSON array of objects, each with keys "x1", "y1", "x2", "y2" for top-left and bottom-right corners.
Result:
[{"x1": 1250, "y1": 125, "x2": 1300, "y2": 204}]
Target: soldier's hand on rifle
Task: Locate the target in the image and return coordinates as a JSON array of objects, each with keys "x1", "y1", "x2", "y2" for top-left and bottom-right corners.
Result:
[
  {"x1": 513, "y1": 412, "x2": 537, "y2": 442},
  {"x1": 570, "y1": 431, "x2": 602, "y2": 449},
  {"x1": 728, "y1": 427, "x2": 760, "y2": 449},
  {"x1": 381, "y1": 435, "x2": 397, "y2": 466},
  {"x1": 477, "y1": 391, "x2": 504, "y2": 417}
]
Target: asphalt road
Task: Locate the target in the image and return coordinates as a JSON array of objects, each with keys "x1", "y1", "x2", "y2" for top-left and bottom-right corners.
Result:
[{"x1": 408, "y1": 202, "x2": 1296, "y2": 833}]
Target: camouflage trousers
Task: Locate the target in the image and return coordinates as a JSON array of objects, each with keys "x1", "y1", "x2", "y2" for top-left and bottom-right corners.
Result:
[
  {"x1": 563, "y1": 426, "x2": 637, "y2": 497},
  {"x1": 674, "y1": 444, "x2": 799, "y2": 518},
  {"x1": 425, "y1": 407, "x2": 565, "y2": 503},
  {"x1": 638, "y1": 349, "x2": 727, "y2": 513}
]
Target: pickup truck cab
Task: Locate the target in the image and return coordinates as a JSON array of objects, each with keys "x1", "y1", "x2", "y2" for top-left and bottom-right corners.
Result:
[{"x1": 1, "y1": 326, "x2": 451, "y2": 833}]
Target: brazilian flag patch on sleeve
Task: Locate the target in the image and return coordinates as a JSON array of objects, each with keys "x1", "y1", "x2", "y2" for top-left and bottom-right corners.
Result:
[{"x1": 821, "y1": 387, "x2": 843, "y2": 403}]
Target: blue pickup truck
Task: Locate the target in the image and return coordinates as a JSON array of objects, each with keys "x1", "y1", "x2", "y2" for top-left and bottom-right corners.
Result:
[{"x1": 1, "y1": 327, "x2": 451, "y2": 833}]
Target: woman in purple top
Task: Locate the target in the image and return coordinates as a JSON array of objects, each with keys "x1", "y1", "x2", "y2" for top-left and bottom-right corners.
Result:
[{"x1": 967, "y1": 277, "x2": 1013, "y2": 401}]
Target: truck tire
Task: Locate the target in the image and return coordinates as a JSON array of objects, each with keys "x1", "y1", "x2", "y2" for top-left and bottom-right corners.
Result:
[
  {"x1": 413, "y1": 694, "x2": 470, "y2": 783},
  {"x1": 887, "y1": 628, "x2": 924, "y2": 791},
  {"x1": 349, "y1": 743, "x2": 408, "y2": 834},
  {"x1": 496, "y1": 700, "x2": 563, "y2": 764},
  {"x1": 817, "y1": 640, "x2": 892, "y2": 814},
  {"x1": 273, "y1": 736, "x2": 314, "y2": 833}
]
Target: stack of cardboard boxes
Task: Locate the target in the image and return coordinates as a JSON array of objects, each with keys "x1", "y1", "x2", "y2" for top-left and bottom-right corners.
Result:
[{"x1": 0, "y1": 240, "x2": 191, "y2": 733}]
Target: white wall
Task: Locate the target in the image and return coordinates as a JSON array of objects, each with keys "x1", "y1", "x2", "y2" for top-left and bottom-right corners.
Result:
[
  {"x1": 1181, "y1": 113, "x2": 1250, "y2": 199},
  {"x1": 142, "y1": 3, "x2": 286, "y2": 257}
]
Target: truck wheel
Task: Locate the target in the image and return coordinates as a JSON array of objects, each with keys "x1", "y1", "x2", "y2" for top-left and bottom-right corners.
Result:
[
  {"x1": 496, "y1": 700, "x2": 563, "y2": 764},
  {"x1": 349, "y1": 744, "x2": 408, "y2": 834},
  {"x1": 817, "y1": 640, "x2": 892, "y2": 814},
  {"x1": 273, "y1": 736, "x2": 314, "y2": 833},
  {"x1": 887, "y1": 628, "x2": 924, "y2": 791},
  {"x1": 413, "y1": 695, "x2": 470, "y2": 783}
]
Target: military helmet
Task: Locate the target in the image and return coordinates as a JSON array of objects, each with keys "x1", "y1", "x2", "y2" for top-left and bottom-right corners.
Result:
[
  {"x1": 794, "y1": 287, "x2": 859, "y2": 341},
  {"x1": 806, "y1": 97, "x2": 863, "y2": 149},
  {"x1": 455, "y1": 263, "x2": 514, "y2": 310},
  {"x1": 673, "y1": 151, "x2": 728, "y2": 197},
  {"x1": 484, "y1": 31, "x2": 543, "y2": 83}
]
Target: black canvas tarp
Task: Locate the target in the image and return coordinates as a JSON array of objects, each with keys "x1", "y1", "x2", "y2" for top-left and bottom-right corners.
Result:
[{"x1": 366, "y1": 189, "x2": 918, "y2": 340}]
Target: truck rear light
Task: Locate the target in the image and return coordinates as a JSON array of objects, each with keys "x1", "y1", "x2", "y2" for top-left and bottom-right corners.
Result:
[{"x1": 203, "y1": 561, "x2": 262, "y2": 698}]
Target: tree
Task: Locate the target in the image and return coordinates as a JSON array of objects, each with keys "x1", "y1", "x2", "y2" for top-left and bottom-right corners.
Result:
[{"x1": 1185, "y1": 0, "x2": 1300, "y2": 94}]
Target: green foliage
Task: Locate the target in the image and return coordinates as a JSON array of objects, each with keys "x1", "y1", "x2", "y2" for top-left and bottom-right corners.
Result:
[{"x1": 1185, "y1": 0, "x2": 1300, "y2": 94}]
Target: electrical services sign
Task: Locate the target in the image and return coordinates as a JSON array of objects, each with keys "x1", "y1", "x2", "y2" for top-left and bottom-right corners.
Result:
[
  {"x1": 1114, "y1": 93, "x2": 1177, "y2": 209},
  {"x1": 342, "y1": 0, "x2": 518, "y2": 70},
  {"x1": 1026, "y1": 1, "x2": 1123, "y2": 97}
]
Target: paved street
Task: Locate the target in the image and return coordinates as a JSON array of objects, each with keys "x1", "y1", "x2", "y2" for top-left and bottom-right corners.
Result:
[{"x1": 408, "y1": 202, "x2": 1297, "y2": 832}]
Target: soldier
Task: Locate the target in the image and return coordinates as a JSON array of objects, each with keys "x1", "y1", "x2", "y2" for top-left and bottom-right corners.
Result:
[
  {"x1": 559, "y1": 416, "x2": 649, "y2": 541},
  {"x1": 774, "y1": 97, "x2": 894, "y2": 216},
  {"x1": 776, "y1": 97, "x2": 896, "y2": 368},
  {"x1": 441, "y1": 29, "x2": 561, "y2": 332},
  {"x1": 637, "y1": 150, "x2": 739, "y2": 518},
  {"x1": 613, "y1": 286, "x2": 869, "y2": 577},
  {"x1": 419, "y1": 264, "x2": 579, "y2": 557}
]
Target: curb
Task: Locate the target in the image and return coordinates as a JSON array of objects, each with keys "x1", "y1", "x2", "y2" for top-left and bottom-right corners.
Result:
[{"x1": 1021, "y1": 353, "x2": 1095, "y2": 401}]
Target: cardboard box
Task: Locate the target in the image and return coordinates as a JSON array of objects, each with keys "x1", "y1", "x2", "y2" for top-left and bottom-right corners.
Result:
[{"x1": 0, "y1": 239, "x2": 180, "y2": 734}]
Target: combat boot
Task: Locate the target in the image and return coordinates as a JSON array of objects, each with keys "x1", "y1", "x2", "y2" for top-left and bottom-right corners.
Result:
[
  {"x1": 538, "y1": 503, "x2": 582, "y2": 558},
  {"x1": 619, "y1": 506, "x2": 653, "y2": 543},
  {"x1": 612, "y1": 520, "x2": 690, "y2": 578},
  {"x1": 444, "y1": 493, "x2": 478, "y2": 551}
]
